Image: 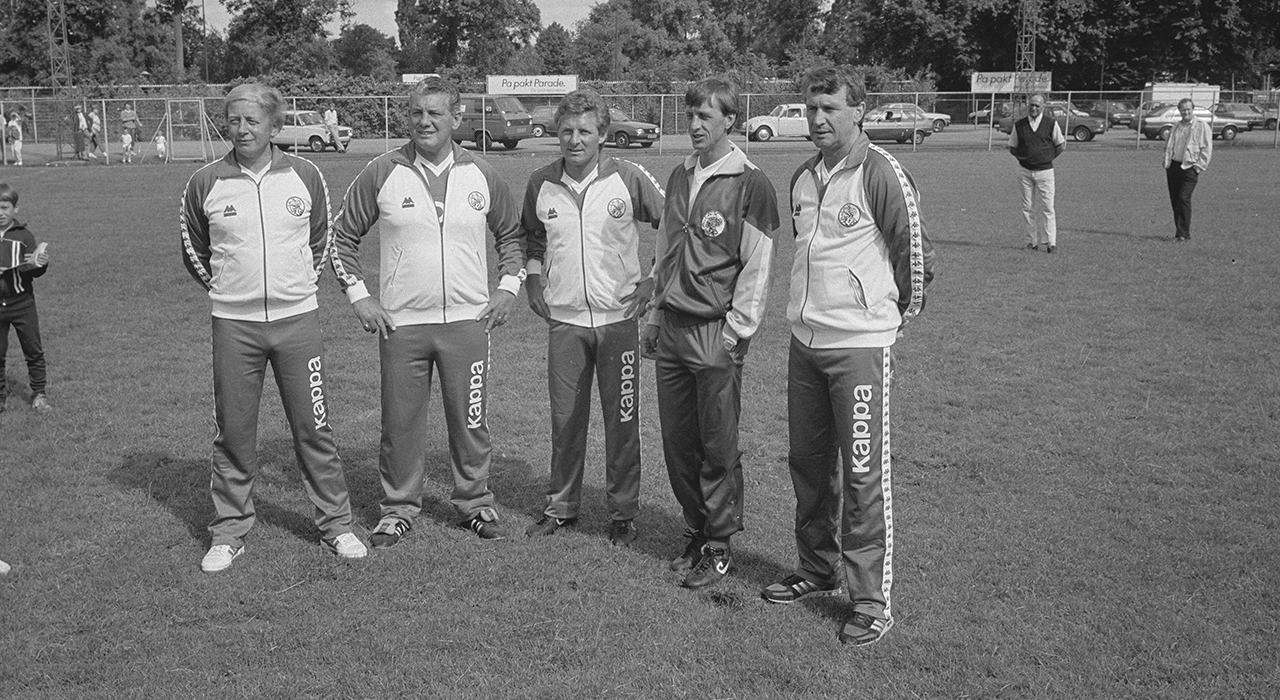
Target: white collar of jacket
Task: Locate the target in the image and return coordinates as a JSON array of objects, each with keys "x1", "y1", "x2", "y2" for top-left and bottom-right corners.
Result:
[
  {"x1": 213, "y1": 145, "x2": 294, "y2": 178},
  {"x1": 800, "y1": 130, "x2": 872, "y2": 180},
  {"x1": 681, "y1": 143, "x2": 751, "y2": 176},
  {"x1": 390, "y1": 140, "x2": 476, "y2": 171},
  {"x1": 546, "y1": 153, "x2": 624, "y2": 184}
]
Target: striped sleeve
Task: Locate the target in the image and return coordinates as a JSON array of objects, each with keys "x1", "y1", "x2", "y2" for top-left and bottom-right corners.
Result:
[
  {"x1": 331, "y1": 155, "x2": 392, "y2": 302},
  {"x1": 179, "y1": 163, "x2": 217, "y2": 289},
  {"x1": 865, "y1": 145, "x2": 934, "y2": 322},
  {"x1": 725, "y1": 168, "x2": 779, "y2": 342},
  {"x1": 291, "y1": 155, "x2": 332, "y2": 273},
  {"x1": 618, "y1": 159, "x2": 666, "y2": 228},
  {"x1": 477, "y1": 158, "x2": 526, "y2": 294},
  {"x1": 521, "y1": 167, "x2": 551, "y2": 275}
]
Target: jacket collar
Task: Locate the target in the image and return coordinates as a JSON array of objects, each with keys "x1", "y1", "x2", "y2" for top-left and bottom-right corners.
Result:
[
  {"x1": 682, "y1": 143, "x2": 751, "y2": 176},
  {"x1": 392, "y1": 140, "x2": 476, "y2": 169},
  {"x1": 214, "y1": 145, "x2": 292, "y2": 178},
  {"x1": 802, "y1": 129, "x2": 872, "y2": 177},
  {"x1": 547, "y1": 153, "x2": 621, "y2": 183}
]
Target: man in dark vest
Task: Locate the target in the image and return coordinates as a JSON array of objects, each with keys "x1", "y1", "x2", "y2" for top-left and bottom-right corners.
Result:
[{"x1": 1008, "y1": 93, "x2": 1065, "y2": 253}]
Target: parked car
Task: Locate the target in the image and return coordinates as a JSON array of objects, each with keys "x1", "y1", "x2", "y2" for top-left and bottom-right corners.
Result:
[
  {"x1": 273, "y1": 110, "x2": 351, "y2": 152},
  {"x1": 876, "y1": 102, "x2": 951, "y2": 131},
  {"x1": 455, "y1": 94, "x2": 533, "y2": 150},
  {"x1": 1260, "y1": 103, "x2": 1279, "y2": 131},
  {"x1": 996, "y1": 101, "x2": 1108, "y2": 141},
  {"x1": 529, "y1": 105, "x2": 556, "y2": 138},
  {"x1": 1082, "y1": 100, "x2": 1138, "y2": 127},
  {"x1": 1211, "y1": 103, "x2": 1267, "y2": 129},
  {"x1": 743, "y1": 103, "x2": 809, "y2": 141},
  {"x1": 604, "y1": 108, "x2": 660, "y2": 147},
  {"x1": 1133, "y1": 105, "x2": 1251, "y2": 140},
  {"x1": 967, "y1": 101, "x2": 1014, "y2": 124},
  {"x1": 862, "y1": 108, "x2": 932, "y2": 144}
]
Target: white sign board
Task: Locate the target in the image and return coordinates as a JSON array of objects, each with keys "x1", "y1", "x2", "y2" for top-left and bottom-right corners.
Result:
[
  {"x1": 401, "y1": 73, "x2": 441, "y2": 84},
  {"x1": 487, "y1": 75, "x2": 579, "y2": 95},
  {"x1": 970, "y1": 72, "x2": 1053, "y2": 93}
]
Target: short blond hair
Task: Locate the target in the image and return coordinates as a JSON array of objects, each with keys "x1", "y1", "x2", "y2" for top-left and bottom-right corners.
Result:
[{"x1": 224, "y1": 83, "x2": 286, "y2": 130}]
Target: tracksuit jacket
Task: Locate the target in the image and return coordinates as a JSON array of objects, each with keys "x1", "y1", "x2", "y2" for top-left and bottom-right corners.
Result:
[
  {"x1": 180, "y1": 148, "x2": 331, "y2": 320},
  {"x1": 1, "y1": 223, "x2": 47, "y2": 307},
  {"x1": 788, "y1": 134, "x2": 935, "y2": 349},
  {"x1": 650, "y1": 146, "x2": 777, "y2": 343},
  {"x1": 331, "y1": 142, "x2": 524, "y2": 324},
  {"x1": 522, "y1": 156, "x2": 665, "y2": 327}
]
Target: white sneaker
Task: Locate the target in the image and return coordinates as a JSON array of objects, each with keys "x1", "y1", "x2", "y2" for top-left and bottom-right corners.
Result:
[
  {"x1": 327, "y1": 532, "x2": 368, "y2": 559},
  {"x1": 0, "y1": 558, "x2": 10, "y2": 575},
  {"x1": 201, "y1": 544, "x2": 243, "y2": 572}
]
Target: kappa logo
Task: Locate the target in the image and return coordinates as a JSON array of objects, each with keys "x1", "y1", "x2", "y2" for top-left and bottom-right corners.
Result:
[
  {"x1": 466, "y1": 361, "x2": 485, "y2": 429},
  {"x1": 607, "y1": 198, "x2": 627, "y2": 219},
  {"x1": 402, "y1": 197, "x2": 415, "y2": 208},
  {"x1": 307, "y1": 356, "x2": 329, "y2": 430},
  {"x1": 285, "y1": 196, "x2": 306, "y2": 217},
  {"x1": 223, "y1": 205, "x2": 237, "y2": 217},
  {"x1": 547, "y1": 207, "x2": 558, "y2": 220},
  {"x1": 619, "y1": 351, "x2": 636, "y2": 422},
  {"x1": 467, "y1": 191, "x2": 486, "y2": 211},
  {"x1": 850, "y1": 384, "x2": 874, "y2": 473},
  {"x1": 700, "y1": 210, "x2": 726, "y2": 238},
  {"x1": 838, "y1": 203, "x2": 862, "y2": 227}
]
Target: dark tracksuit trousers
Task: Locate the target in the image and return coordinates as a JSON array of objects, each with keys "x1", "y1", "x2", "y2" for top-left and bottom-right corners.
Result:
[
  {"x1": 655, "y1": 313, "x2": 746, "y2": 548},
  {"x1": 378, "y1": 320, "x2": 495, "y2": 524},
  {"x1": 1166, "y1": 161, "x2": 1199, "y2": 240},
  {"x1": 0, "y1": 296, "x2": 46, "y2": 398},
  {"x1": 788, "y1": 338, "x2": 894, "y2": 621},
  {"x1": 209, "y1": 310, "x2": 355, "y2": 548},
  {"x1": 543, "y1": 317, "x2": 642, "y2": 522}
]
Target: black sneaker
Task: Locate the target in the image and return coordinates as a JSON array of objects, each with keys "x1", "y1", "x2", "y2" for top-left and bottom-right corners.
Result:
[
  {"x1": 681, "y1": 543, "x2": 731, "y2": 589},
  {"x1": 1024, "y1": 243, "x2": 1038, "y2": 251},
  {"x1": 1045, "y1": 245, "x2": 1057, "y2": 253},
  {"x1": 838, "y1": 612, "x2": 894, "y2": 646},
  {"x1": 668, "y1": 530, "x2": 705, "y2": 572},
  {"x1": 761, "y1": 574, "x2": 844, "y2": 604},
  {"x1": 466, "y1": 507, "x2": 506, "y2": 540},
  {"x1": 370, "y1": 517, "x2": 411, "y2": 549},
  {"x1": 525, "y1": 515, "x2": 576, "y2": 537},
  {"x1": 608, "y1": 520, "x2": 637, "y2": 547}
]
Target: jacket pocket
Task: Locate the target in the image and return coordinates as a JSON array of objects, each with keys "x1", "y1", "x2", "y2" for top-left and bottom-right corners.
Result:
[{"x1": 847, "y1": 270, "x2": 868, "y2": 309}]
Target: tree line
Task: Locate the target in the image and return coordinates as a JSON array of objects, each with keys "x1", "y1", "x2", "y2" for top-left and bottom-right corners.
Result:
[{"x1": 1, "y1": 0, "x2": 1276, "y2": 92}]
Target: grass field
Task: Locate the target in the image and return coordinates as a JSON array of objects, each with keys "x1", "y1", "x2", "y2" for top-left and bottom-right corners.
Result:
[{"x1": 1, "y1": 141, "x2": 1277, "y2": 699}]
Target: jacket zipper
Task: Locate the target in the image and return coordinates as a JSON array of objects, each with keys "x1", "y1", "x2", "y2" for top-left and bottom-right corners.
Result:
[{"x1": 255, "y1": 178, "x2": 269, "y2": 321}]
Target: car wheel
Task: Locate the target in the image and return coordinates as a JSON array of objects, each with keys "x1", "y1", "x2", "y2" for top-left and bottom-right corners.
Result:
[
  {"x1": 474, "y1": 131, "x2": 491, "y2": 150},
  {"x1": 932, "y1": 119, "x2": 946, "y2": 132},
  {"x1": 532, "y1": 125, "x2": 545, "y2": 138},
  {"x1": 1265, "y1": 118, "x2": 1277, "y2": 131},
  {"x1": 1072, "y1": 126, "x2": 1092, "y2": 142},
  {"x1": 753, "y1": 126, "x2": 773, "y2": 142},
  {"x1": 309, "y1": 136, "x2": 326, "y2": 153},
  {"x1": 1221, "y1": 125, "x2": 1237, "y2": 141},
  {"x1": 1157, "y1": 126, "x2": 1171, "y2": 141},
  {"x1": 613, "y1": 131, "x2": 630, "y2": 148},
  {"x1": 640, "y1": 142, "x2": 652, "y2": 148},
  {"x1": 912, "y1": 130, "x2": 925, "y2": 145},
  {"x1": 502, "y1": 140, "x2": 519, "y2": 149}
]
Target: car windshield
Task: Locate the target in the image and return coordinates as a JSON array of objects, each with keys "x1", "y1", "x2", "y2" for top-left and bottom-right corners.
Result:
[
  {"x1": 770, "y1": 105, "x2": 787, "y2": 117},
  {"x1": 609, "y1": 108, "x2": 631, "y2": 122},
  {"x1": 295, "y1": 112, "x2": 323, "y2": 125},
  {"x1": 495, "y1": 97, "x2": 527, "y2": 114}
]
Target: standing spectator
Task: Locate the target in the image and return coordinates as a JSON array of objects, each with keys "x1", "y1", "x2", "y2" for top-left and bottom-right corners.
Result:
[
  {"x1": 760, "y1": 66, "x2": 935, "y2": 647},
  {"x1": 119, "y1": 102, "x2": 141, "y2": 143},
  {"x1": 87, "y1": 108, "x2": 103, "y2": 159},
  {"x1": 1008, "y1": 93, "x2": 1065, "y2": 253},
  {"x1": 154, "y1": 133, "x2": 167, "y2": 162},
  {"x1": 331, "y1": 77, "x2": 526, "y2": 545},
  {"x1": 323, "y1": 107, "x2": 346, "y2": 152},
  {"x1": 72, "y1": 105, "x2": 88, "y2": 160},
  {"x1": 521, "y1": 89, "x2": 665, "y2": 546},
  {"x1": 1163, "y1": 98, "x2": 1212, "y2": 242},
  {"x1": 6, "y1": 113, "x2": 22, "y2": 166},
  {"x1": 641, "y1": 77, "x2": 778, "y2": 589},
  {"x1": 120, "y1": 130, "x2": 133, "y2": 164},
  {"x1": 0, "y1": 182, "x2": 53, "y2": 415},
  {"x1": 179, "y1": 83, "x2": 367, "y2": 573}
]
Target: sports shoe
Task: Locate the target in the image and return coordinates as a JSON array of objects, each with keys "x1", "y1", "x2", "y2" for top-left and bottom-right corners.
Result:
[
  {"x1": 466, "y1": 507, "x2": 506, "y2": 540},
  {"x1": 668, "y1": 530, "x2": 705, "y2": 572},
  {"x1": 31, "y1": 394, "x2": 53, "y2": 414},
  {"x1": 681, "y1": 543, "x2": 731, "y2": 589},
  {"x1": 1045, "y1": 245, "x2": 1057, "y2": 253},
  {"x1": 838, "y1": 612, "x2": 894, "y2": 646},
  {"x1": 325, "y1": 532, "x2": 368, "y2": 559},
  {"x1": 761, "y1": 574, "x2": 844, "y2": 604},
  {"x1": 1024, "y1": 243, "x2": 1038, "y2": 251},
  {"x1": 370, "y1": 517, "x2": 411, "y2": 549},
  {"x1": 201, "y1": 544, "x2": 243, "y2": 573},
  {"x1": 525, "y1": 516, "x2": 576, "y2": 537},
  {"x1": 609, "y1": 519, "x2": 637, "y2": 547}
]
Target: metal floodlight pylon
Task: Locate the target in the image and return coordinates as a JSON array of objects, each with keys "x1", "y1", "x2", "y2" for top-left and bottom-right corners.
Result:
[
  {"x1": 47, "y1": 0, "x2": 73, "y2": 160},
  {"x1": 1016, "y1": 0, "x2": 1038, "y2": 75}
]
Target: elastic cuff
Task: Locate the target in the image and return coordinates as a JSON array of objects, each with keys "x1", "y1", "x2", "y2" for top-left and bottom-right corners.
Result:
[{"x1": 345, "y1": 281, "x2": 370, "y2": 303}]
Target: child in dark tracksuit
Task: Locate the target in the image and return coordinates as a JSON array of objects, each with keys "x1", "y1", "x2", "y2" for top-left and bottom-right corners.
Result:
[{"x1": 0, "y1": 182, "x2": 52, "y2": 415}]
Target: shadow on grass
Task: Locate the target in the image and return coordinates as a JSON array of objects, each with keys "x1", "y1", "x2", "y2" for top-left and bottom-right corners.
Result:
[{"x1": 1068, "y1": 226, "x2": 1169, "y2": 241}]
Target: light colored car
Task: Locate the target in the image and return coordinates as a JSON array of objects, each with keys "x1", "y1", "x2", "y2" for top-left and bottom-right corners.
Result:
[
  {"x1": 1134, "y1": 105, "x2": 1251, "y2": 141},
  {"x1": 743, "y1": 103, "x2": 809, "y2": 141},
  {"x1": 876, "y1": 103, "x2": 951, "y2": 131},
  {"x1": 1211, "y1": 103, "x2": 1266, "y2": 129},
  {"x1": 862, "y1": 108, "x2": 932, "y2": 144},
  {"x1": 604, "y1": 108, "x2": 660, "y2": 148},
  {"x1": 273, "y1": 110, "x2": 351, "y2": 152},
  {"x1": 997, "y1": 101, "x2": 1108, "y2": 141}
]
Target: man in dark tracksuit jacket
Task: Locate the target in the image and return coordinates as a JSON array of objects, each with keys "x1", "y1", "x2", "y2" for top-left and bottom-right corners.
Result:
[
  {"x1": 643, "y1": 78, "x2": 778, "y2": 590},
  {"x1": 0, "y1": 184, "x2": 51, "y2": 414},
  {"x1": 1008, "y1": 93, "x2": 1065, "y2": 252}
]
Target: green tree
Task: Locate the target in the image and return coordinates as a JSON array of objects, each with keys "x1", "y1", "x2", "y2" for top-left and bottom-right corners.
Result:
[
  {"x1": 223, "y1": 0, "x2": 351, "y2": 77},
  {"x1": 397, "y1": 0, "x2": 540, "y2": 72},
  {"x1": 335, "y1": 24, "x2": 399, "y2": 80},
  {"x1": 536, "y1": 23, "x2": 574, "y2": 74}
]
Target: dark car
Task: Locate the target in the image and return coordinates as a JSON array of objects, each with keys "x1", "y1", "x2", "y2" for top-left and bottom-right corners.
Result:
[
  {"x1": 603, "y1": 108, "x2": 660, "y2": 148},
  {"x1": 529, "y1": 105, "x2": 556, "y2": 138},
  {"x1": 1211, "y1": 103, "x2": 1267, "y2": 129},
  {"x1": 862, "y1": 108, "x2": 932, "y2": 144},
  {"x1": 997, "y1": 101, "x2": 1108, "y2": 141},
  {"x1": 1083, "y1": 100, "x2": 1138, "y2": 127}
]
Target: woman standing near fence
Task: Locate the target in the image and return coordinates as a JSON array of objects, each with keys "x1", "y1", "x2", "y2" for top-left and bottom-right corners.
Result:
[{"x1": 6, "y1": 112, "x2": 22, "y2": 166}]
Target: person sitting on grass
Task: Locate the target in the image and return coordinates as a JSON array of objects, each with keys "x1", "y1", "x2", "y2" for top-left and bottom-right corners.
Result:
[{"x1": 0, "y1": 182, "x2": 53, "y2": 415}]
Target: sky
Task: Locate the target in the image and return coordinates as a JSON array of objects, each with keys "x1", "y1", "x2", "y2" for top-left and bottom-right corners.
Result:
[{"x1": 198, "y1": 0, "x2": 595, "y2": 43}]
